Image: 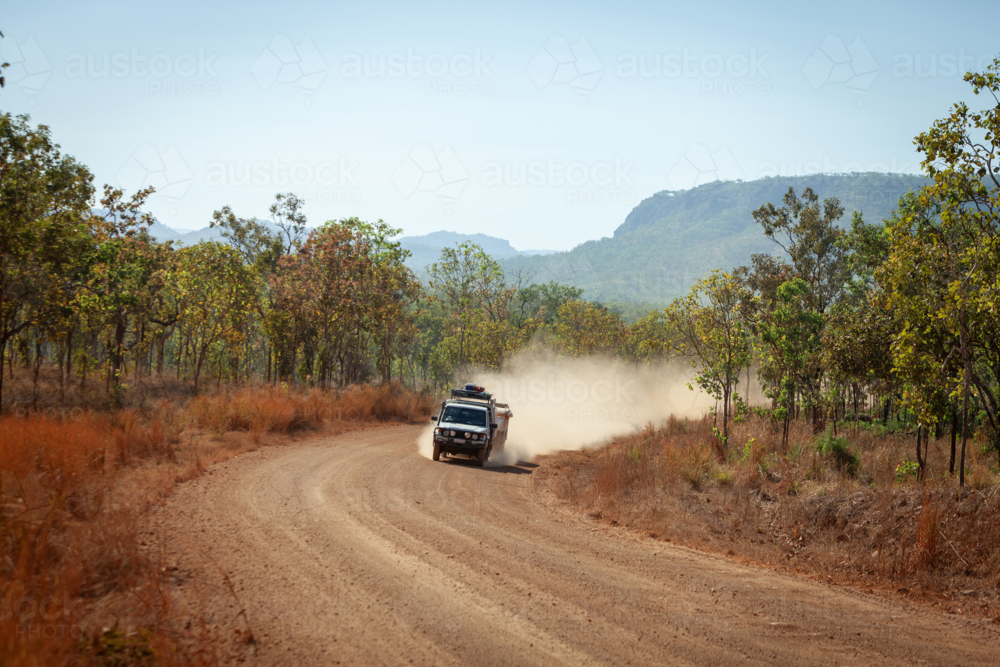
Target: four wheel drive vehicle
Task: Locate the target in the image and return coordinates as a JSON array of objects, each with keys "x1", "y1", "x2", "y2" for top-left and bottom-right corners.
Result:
[{"x1": 431, "y1": 385, "x2": 512, "y2": 467}]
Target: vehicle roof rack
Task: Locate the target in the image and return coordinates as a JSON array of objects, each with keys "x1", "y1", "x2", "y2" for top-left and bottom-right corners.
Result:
[{"x1": 451, "y1": 388, "x2": 492, "y2": 401}]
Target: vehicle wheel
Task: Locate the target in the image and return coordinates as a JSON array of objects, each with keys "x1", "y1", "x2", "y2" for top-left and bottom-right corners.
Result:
[
  {"x1": 432, "y1": 442, "x2": 440, "y2": 461},
  {"x1": 476, "y1": 447, "x2": 486, "y2": 467}
]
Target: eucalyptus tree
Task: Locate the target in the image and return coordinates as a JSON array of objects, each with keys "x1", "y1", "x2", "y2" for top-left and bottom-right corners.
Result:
[
  {"x1": 554, "y1": 299, "x2": 628, "y2": 359},
  {"x1": 427, "y1": 242, "x2": 517, "y2": 370},
  {"x1": 665, "y1": 270, "x2": 752, "y2": 447},
  {"x1": 173, "y1": 241, "x2": 256, "y2": 392},
  {"x1": 745, "y1": 187, "x2": 852, "y2": 431},
  {"x1": 893, "y1": 56, "x2": 1000, "y2": 483},
  {"x1": 0, "y1": 114, "x2": 93, "y2": 409}
]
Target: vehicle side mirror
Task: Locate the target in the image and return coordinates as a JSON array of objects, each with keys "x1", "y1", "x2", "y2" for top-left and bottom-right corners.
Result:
[
  {"x1": 431, "y1": 415, "x2": 438, "y2": 423},
  {"x1": 490, "y1": 423, "x2": 498, "y2": 429}
]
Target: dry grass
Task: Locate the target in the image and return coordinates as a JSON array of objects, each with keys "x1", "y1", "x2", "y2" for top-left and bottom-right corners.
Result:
[
  {"x1": 541, "y1": 413, "x2": 1000, "y2": 620},
  {"x1": 4, "y1": 364, "x2": 195, "y2": 415},
  {"x1": 1, "y1": 381, "x2": 435, "y2": 666},
  {"x1": 188, "y1": 383, "x2": 433, "y2": 441}
]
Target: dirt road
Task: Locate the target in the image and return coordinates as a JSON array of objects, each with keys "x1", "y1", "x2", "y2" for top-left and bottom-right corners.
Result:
[{"x1": 150, "y1": 425, "x2": 1000, "y2": 665}]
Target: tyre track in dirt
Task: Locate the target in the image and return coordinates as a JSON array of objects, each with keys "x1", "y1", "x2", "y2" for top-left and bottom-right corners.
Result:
[{"x1": 150, "y1": 424, "x2": 1000, "y2": 666}]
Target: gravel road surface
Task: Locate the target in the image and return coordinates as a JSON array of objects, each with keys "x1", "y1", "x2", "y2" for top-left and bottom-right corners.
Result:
[{"x1": 150, "y1": 424, "x2": 1000, "y2": 666}]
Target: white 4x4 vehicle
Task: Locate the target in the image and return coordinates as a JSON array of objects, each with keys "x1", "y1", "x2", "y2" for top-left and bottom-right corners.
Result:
[{"x1": 432, "y1": 385, "x2": 512, "y2": 467}]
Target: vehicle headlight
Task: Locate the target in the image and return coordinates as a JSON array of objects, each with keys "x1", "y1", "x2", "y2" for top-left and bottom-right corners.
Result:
[
  {"x1": 449, "y1": 430, "x2": 455, "y2": 436},
  {"x1": 465, "y1": 432, "x2": 471, "y2": 439}
]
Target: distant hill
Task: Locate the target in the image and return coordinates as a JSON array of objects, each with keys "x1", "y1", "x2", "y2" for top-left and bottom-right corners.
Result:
[
  {"x1": 145, "y1": 219, "x2": 307, "y2": 246},
  {"x1": 141, "y1": 173, "x2": 927, "y2": 309},
  {"x1": 398, "y1": 231, "x2": 555, "y2": 275},
  {"x1": 144, "y1": 223, "x2": 556, "y2": 277},
  {"x1": 503, "y1": 173, "x2": 930, "y2": 305}
]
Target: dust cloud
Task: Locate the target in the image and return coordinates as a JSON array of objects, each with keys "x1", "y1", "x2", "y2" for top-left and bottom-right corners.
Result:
[{"x1": 419, "y1": 350, "x2": 756, "y2": 466}]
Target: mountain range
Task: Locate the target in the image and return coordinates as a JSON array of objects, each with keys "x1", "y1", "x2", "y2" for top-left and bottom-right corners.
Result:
[
  {"x1": 499, "y1": 172, "x2": 930, "y2": 306},
  {"x1": 396, "y1": 231, "x2": 555, "y2": 274},
  {"x1": 145, "y1": 223, "x2": 556, "y2": 271},
  {"x1": 147, "y1": 172, "x2": 930, "y2": 310}
]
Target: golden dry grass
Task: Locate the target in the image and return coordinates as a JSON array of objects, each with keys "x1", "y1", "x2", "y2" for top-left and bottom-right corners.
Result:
[
  {"x1": 542, "y1": 413, "x2": 1000, "y2": 620},
  {"x1": 1, "y1": 382, "x2": 435, "y2": 665}
]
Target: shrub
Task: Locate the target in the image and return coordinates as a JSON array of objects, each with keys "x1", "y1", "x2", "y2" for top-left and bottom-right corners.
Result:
[
  {"x1": 895, "y1": 459, "x2": 919, "y2": 482},
  {"x1": 815, "y1": 429, "x2": 860, "y2": 477}
]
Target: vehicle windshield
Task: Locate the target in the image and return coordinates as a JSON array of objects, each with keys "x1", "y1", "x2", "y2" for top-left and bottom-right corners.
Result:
[{"x1": 440, "y1": 406, "x2": 488, "y2": 427}]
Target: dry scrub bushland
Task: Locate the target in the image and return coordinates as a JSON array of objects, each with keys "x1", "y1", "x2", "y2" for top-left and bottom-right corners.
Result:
[
  {"x1": 1, "y1": 381, "x2": 434, "y2": 666},
  {"x1": 541, "y1": 414, "x2": 1000, "y2": 620}
]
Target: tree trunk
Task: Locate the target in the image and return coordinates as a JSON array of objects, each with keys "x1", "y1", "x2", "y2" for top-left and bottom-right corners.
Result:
[
  {"x1": 64, "y1": 330, "x2": 74, "y2": 401},
  {"x1": 722, "y1": 382, "x2": 730, "y2": 447},
  {"x1": 0, "y1": 339, "x2": 5, "y2": 414},
  {"x1": 916, "y1": 425, "x2": 924, "y2": 482},
  {"x1": 960, "y1": 338, "x2": 971, "y2": 488},
  {"x1": 32, "y1": 340, "x2": 43, "y2": 408},
  {"x1": 950, "y1": 401, "x2": 958, "y2": 475},
  {"x1": 193, "y1": 341, "x2": 208, "y2": 393}
]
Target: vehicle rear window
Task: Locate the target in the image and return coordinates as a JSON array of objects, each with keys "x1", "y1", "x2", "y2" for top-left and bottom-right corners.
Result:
[{"x1": 441, "y1": 406, "x2": 488, "y2": 427}]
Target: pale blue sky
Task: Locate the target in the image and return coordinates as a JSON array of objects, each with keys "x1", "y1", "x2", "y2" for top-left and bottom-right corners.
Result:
[{"x1": 2, "y1": 0, "x2": 997, "y2": 250}]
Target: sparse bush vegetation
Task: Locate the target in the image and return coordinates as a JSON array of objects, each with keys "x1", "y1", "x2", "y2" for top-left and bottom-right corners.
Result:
[
  {"x1": 815, "y1": 429, "x2": 860, "y2": 477},
  {"x1": 0, "y1": 381, "x2": 433, "y2": 664},
  {"x1": 542, "y1": 412, "x2": 1000, "y2": 619}
]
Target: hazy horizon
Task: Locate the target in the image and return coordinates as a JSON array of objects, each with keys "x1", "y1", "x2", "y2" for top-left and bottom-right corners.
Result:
[{"x1": 2, "y1": 0, "x2": 996, "y2": 249}]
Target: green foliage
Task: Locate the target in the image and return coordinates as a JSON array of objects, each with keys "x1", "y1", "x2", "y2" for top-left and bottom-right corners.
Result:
[
  {"x1": 513, "y1": 281, "x2": 582, "y2": 326},
  {"x1": 554, "y1": 300, "x2": 628, "y2": 358},
  {"x1": 748, "y1": 186, "x2": 851, "y2": 439},
  {"x1": 500, "y1": 173, "x2": 929, "y2": 304},
  {"x1": 732, "y1": 392, "x2": 750, "y2": 423},
  {"x1": 174, "y1": 241, "x2": 255, "y2": 391},
  {"x1": 666, "y1": 269, "x2": 752, "y2": 447},
  {"x1": 895, "y1": 459, "x2": 920, "y2": 482},
  {"x1": 815, "y1": 429, "x2": 860, "y2": 477},
  {"x1": 426, "y1": 242, "x2": 533, "y2": 371},
  {"x1": 713, "y1": 469, "x2": 734, "y2": 486},
  {"x1": 0, "y1": 113, "x2": 94, "y2": 408},
  {"x1": 5, "y1": 53, "x2": 1000, "y2": 492}
]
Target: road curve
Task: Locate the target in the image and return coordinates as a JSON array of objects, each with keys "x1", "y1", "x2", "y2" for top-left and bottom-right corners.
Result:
[{"x1": 151, "y1": 424, "x2": 1000, "y2": 666}]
